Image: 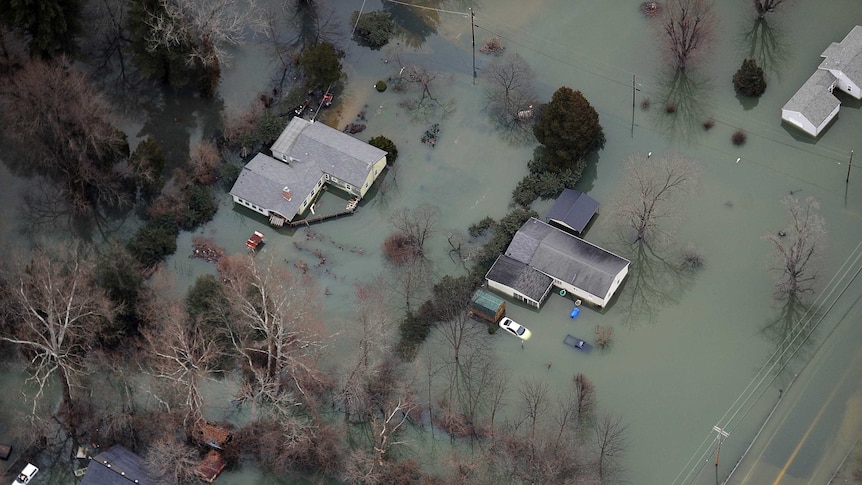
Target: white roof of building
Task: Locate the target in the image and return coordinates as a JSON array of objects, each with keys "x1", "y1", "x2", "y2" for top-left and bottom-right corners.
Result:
[
  {"x1": 819, "y1": 25, "x2": 862, "y2": 89},
  {"x1": 782, "y1": 70, "x2": 840, "y2": 128}
]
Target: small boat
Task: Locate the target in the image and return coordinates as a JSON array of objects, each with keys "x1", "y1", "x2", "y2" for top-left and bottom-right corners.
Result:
[
  {"x1": 246, "y1": 231, "x2": 265, "y2": 251},
  {"x1": 564, "y1": 334, "x2": 592, "y2": 352},
  {"x1": 323, "y1": 94, "x2": 334, "y2": 107}
]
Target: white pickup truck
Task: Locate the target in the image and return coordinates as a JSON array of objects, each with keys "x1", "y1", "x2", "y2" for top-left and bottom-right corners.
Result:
[{"x1": 13, "y1": 463, "x2": 38, "y2": 485}]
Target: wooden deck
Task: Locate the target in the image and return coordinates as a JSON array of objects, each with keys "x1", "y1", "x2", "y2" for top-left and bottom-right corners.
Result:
[
  {"x1": 288, "y1": 208, "x2": 355, "y2": 227},
  {"x1": 195, "y1": 449, "x2": 226, "y2": 483}
]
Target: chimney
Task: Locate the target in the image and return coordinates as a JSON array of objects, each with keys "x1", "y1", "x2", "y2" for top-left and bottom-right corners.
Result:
[{"x1": 282, "y1": 186, "x2": 292, "y2": 201}]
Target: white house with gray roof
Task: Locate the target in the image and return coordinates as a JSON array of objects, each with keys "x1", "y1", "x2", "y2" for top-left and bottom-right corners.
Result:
[
  {"x1": 782, "y1": 26, "x2": 862, "y2": 137},
  {"x1": 485, "y1": 218, "x2": 630, "y2": 309},
  {"x1": 230, "y1": 117, "x2": 387, "y2": 225}
]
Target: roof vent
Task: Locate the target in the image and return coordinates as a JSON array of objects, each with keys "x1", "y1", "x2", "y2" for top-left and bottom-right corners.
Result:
[{"x1": 282, "y1": 187, "x2": 292, "y2": 201}]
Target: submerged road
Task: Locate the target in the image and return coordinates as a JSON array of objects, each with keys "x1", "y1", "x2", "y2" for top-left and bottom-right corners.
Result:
[{"x1": 728, "y1": 277, "x2": 862, "y2": 485}]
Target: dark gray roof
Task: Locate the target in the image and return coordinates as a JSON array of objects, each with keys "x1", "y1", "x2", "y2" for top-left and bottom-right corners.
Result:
[
  {"x1": 782, "y1": 70, "x2": 840, "y2": 127},
  {"x1": 485, "y1": 255, "x2": 553, "y2": 303},
  {"x1": 229, "y1": 153, "x2": 322, "y2": 220},
  {"x1": 820, "y1": 25, "x2": 862, "y2": 90},
  {"x1": 504, "y1": 218, "x2": 629, "y2": 300},
  {"x1": 81, "y1": 445, "x2": 149, "y2": 485},
  {"x1": 546, "y1": 189, "x2": 599, "y2": 233}
]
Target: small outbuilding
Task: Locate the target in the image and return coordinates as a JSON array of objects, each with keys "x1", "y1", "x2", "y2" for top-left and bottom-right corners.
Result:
[{"x1": 546, "y1": 189, "x2": 599, "y2": 235}]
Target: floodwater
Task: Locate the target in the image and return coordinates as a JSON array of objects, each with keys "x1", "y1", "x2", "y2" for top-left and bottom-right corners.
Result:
[{"x1": 3, "y1": 0, "x2": 862, "y2": 483}]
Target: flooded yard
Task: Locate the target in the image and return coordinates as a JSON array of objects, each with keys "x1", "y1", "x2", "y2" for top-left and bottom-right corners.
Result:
[{"x1": 3, "y1": 0, "x2": 862, "y2": 483}]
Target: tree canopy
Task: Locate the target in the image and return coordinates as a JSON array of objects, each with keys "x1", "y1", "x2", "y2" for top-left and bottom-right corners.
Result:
[
  {"x1": 0, "y1": 0, "x2": 81, "y2": 58},
  {"x1": 533, "y1": 86, "x2": 605, "y2": 173},
  {"x1": 299, "y1": 41, "x2": 343, "y2": 90},
  {"x1": 733, "y1": 58, "x2": 767, "y2": 97},
  {"x1": 350, "y1": 10, "x2": 394, "y2": 49}
]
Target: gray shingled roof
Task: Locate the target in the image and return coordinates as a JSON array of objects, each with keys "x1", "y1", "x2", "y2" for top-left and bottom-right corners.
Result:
[
  {"x1": 229, "y1": 153, "x2": 322, "y2": 220},
  {"x1": 782, "y1": 70, "x2": 840, "y2": 128},
  {"x1": 503, "y1": 218, "x2": 629, "y2": 300},
  {"x1": 820, "y1": 25, "x2": 862, "y2": 91},
  {"x1": 299, "y1": 121, "x2": 386, "y2": 187},
  {"x1": 546, "y1": 189, "x2": 599, "y2": 234},
  {"x1": 485, "y1": 255, "x2": 553, "y2": 303},
  {"x1": 81, "y1": 445, "x2": 148, "y2": 485},
  {"x1": 231, "y1": 118, "x2": 386, "y2": 220}
]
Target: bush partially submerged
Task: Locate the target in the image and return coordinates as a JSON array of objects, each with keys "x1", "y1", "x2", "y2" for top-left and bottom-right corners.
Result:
[
  {"x1": 733, "y1": 58, "x2": 767, "y2": 97},
  {"x1": 368, "y1": 135, "x2": 398, "y2": 162},
  {"x1": 732, "y1": 130, "x2": 747, "y2": 146}
]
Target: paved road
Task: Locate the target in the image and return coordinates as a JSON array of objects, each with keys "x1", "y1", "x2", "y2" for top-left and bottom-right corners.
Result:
[{"x1": 728, "y1": 282, "x2": 862, "y2": 485}]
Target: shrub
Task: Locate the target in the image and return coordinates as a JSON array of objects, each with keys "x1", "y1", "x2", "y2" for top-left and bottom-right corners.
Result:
[
  {"x1": 127, "y1": 214, "x2": 179, "y2": 267},
  {"x1": 350, "y1": 10, "x2": 393, "y2": 49},
  {"x1": 733, "y1": 58, "x2": 767, "y2": 97},
  {"x1": 397, "y1": 309, "x2": 433, "y2": 361},
  {"x1": 595, "y1": 324, "x2": 614, "y2": 349},
  {"x1": 680, "y1": 243, "x2": 705, "y2": 271},
  {"x1": 702, "y1": 118, "x2": 715, "y2": 130},
  {"x1": 640, "y1": 97, "x2": 651, "y2": 110},
  {"x1": 382, "y1": 232, "x2": 420, "y2": 265},
  {"x1": 665, "y1": 102, "x2": 677, "y2": 113},
  {"x1": 468, "y1": 216, "x2": 495, "y2": 237},
  {"x1": 368, "y1": 135, "x2": 398, "y2": 162},
  {"x1": 180, "y1": 185, "x2": 218, "y2": 230},
  {"x1": 732, "y1": 130, "x2": 747, "y2": 146},
  {"x1": 375, "y1": 80, "x2": 387, "y2": 92}
]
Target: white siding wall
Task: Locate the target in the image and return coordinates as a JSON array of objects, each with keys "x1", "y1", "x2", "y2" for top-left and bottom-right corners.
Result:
[{"x1": 781, "y1": 109, "x2": 818, "y2": 136}]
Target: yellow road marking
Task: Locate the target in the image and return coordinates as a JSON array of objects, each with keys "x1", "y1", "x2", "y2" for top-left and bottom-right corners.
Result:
[{"x1": 771, "y1": 351, "x2": 862, "y2": 484}]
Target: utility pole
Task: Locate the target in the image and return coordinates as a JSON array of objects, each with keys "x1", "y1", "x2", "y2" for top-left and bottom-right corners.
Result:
[
  {"x1": 631, "y1": 74, "x2": 636, "y2": 138},
  {"x1": 847, "y1": 150, "x2": 854, "y2": 184},
  {"x1": 470, "y1": 8, "x2": 477, "y2": 84},
  {"x1": 713, "y1": 425, "x2": 729, "y2": 485}
]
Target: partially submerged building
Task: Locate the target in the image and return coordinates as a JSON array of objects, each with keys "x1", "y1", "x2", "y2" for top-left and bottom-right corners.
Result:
[
  {"x1": 80, "y1": 445, "x2": 148, "y2": 485},
  {"x1": 782, "y1": 25, "x2": 862, "y2": 137},
  {"x1": 485, "y1": 218, "x2": 629, "y2": 308},
  {"x1": 230, "y1": 117, "x2": 387, "y2": 226}
]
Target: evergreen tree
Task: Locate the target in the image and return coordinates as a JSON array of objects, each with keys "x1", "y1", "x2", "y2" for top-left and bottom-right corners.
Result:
[
  {"x1": 533, "y1": 86, "x2": 605, "y2": 173},
  {"x1": 733, "y1": 58, "x2": 767, "y2": 97},
  {"x1": 299, "y1": 41, "x2": 343, "y2": 90},
  {"x1": 0, "y1": 0, "x2": 81, "y2": 58}
]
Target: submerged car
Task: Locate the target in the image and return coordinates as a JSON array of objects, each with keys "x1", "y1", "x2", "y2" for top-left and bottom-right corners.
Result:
[
  {"x1": 13, "y1": 464, "x2": 38, "y2": 485},
  {"x1": 498, "y1": 317, "x2": 532, "y2": 340}
]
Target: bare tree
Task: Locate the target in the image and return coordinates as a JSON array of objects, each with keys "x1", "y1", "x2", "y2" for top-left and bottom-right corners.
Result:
[
  {"x1": 658, "y1": 0, "x2": 717, "y2": 70},
  {"x1": 394, "y1": 57, "x2": 455, "y2": 118},
  {"x1": 592, "y1": 413, "x2": 629, "y2": 483},
  {"x1": 613, "y1": 152, "x2": 701, "y2": 246},
  {"x1": 752, "y1": 0, "x2": 788, "y2": 19},
  {"x1": 518, "y1": 378, "x2": 550, "y2": 441},
  {"x1": 218, "y1": 254, "x2": 329, "y2": 399},
  {"x1": 390, "y1": 203, "x2": 439, "y2": 254},
  {"x1": 145, "y1": 431, "x2": 201, "y2": 485},
  {"x1": 572, "y1": 373, "x2": 596, "y2": 425},
  {"x1": 146, "y1": 0, "x2": 262, "y2": 70},
  {"x1": 0, "y1": 58, "x2": 130, "y2": 218},
  {"x1": 139, "y1": 273, "x2": 222, "y2": 428},
  {"x1": 764, "y1": 196, "x2": 826, "y2": 299},
  {"x1": 482, "y1": 53, "x2": 538, "y2": 140},
  {"x1": 0, "y1": 244, "x2": 115, "y2": 431}
]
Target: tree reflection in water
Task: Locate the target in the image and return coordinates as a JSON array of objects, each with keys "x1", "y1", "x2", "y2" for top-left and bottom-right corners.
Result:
[
  {"x1": 738, "y1": 17, "x2": 789, "y2": 80},
  {"x1": 649, "y1": 66, "x2": 713, "y2": 142},
  {"x1": 606, "y1": 235, "x2": 700, "y2": 328},
  {"x1": 760, "y1": 295, "x2": 818, "y2": 387}
]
